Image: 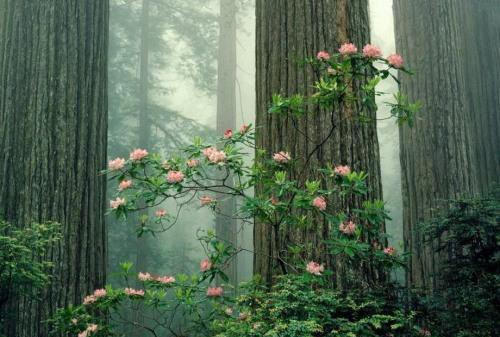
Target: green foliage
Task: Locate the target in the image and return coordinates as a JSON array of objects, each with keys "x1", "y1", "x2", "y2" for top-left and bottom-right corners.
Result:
[
  {"x1": 0, "y1": 221, "x2": 61, "y2": 329},
  {"x1": 212, "y1": 274, "x2": 414, "y2": 337},
  {"x1": 416, "y1": 193, "x2": 500, "y2": 337}
]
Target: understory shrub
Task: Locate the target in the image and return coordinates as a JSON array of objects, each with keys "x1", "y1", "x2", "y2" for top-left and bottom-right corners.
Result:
[
  {"x1": 51, "y1": 44, "x2": 421, "y2": 337},
  {"x1": 416, "y1": 192, "x2": 500, "y2": 337}
]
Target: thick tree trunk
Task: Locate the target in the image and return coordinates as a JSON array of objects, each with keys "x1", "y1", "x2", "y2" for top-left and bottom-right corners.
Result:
[
  {"x1": 254, "y1": 0, "x2": 381, "y2": 284},
  {"x1": 216, "y1": 0, "x2": 238, "y2": 287},
  {"x1": 394, "y1": 0, "x2": 500, "y2": 290},
  {"x1": 0, "y1": 1, "x2": 108, "y2": 336}
]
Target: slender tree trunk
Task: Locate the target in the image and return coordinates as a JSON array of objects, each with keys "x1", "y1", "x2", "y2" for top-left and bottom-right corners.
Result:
[
  {"x1": 136, "y1": 0, "x2": 150, "y2": 279},
  {"x1": 394, "y1": 0, "x2": 500, "y2": 290},
  {"x1": 254, "y1": 0, "x2": 381, "y2": 285},
  {"x1": 0, "y1": 1, "x2": 108, "y2": 336},
  {"x1": 216, "y1": 0, "x2": 238, "y2": 287}
]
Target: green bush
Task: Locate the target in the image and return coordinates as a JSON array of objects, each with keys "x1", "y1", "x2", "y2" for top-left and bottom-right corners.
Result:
[
  {"x1": 418, "y1": 192, "x2": 500, "y2": 337},
  {"x1": 0, "y1": 220, "x2": 61, "y2": 330}
]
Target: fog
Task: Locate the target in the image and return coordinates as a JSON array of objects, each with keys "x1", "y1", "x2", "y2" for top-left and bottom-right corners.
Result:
[{"x1": 107, "y1": 0, "x2": 402, "y2": 286}]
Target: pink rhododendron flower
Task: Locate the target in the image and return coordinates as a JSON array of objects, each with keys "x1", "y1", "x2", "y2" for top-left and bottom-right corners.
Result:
[
  {"x1": 203, "y1": 147, "x2": 227, "y2": 163},
  {"x1": 129, "y1": 148, "x2": 148, "y2": 161},
  {"x1": 186, "y1": 159, "x2": 199, "y2": 168},
  {"x1": 167, "y1": 170, "x2": 185, "y2": 183},
  {"x1": 224, "y1": 129, "x2": 233, "y2": 138},
  {"x1": 156, "y1": 276, "x2": 175, "y2": 284},
  {"x1": 239, "y1": 124, "x2": 250, "y2": 134},
  {"x1": 78, "y1": 331, "x2": 88, "y2": 337},
  {"x1": 155, "y1": 209, "x2": 167, "y2": 217},
  {"x1": 118, "y1": 179, "x2": 132, "y2": 191},
  {"x1": 93, "y1": 288, "x2": 107, "y2": 298},
  {"x1": 200, "y1": 195, "x2": 214, "y2": 206},
  {"x1": 312, "y1": 196, "x2": 327, "y2": 211},
  {"x1": 387, "y1": 53, "x2": 404, "y2": 68},
  {"x1": 339, "y1": 221, "x2": 357, "y2": 235},
  {"x1": 316, "y1": 50, "x2": 330, "y2": 60},
  {"x1": 138, "y1": 272, "x2": 152, "y2": 281},
  {"x1": 306, "y1": 261, "x2": 325, "y2": 275},
  {"x1": 206, "y1": 286, "x2": 224, "y2": 297},
  {"x1": 362, "y1": 44, "x2": 382, "y2": 58},
  {"x1": 83, "y1": 295, "x2": 96, "y2": 305},
  {"x1": 108, "y1": 157, "x2": 125, "y2": 171},
  {"x1": 110, "y1": 197, "x2": 126, "y2": 209},
  {"x1": 339, "y1": 42, "x2": 357, "y2": 55},
  {"x1": 273, "y1": 151, "x2": 291, "y2": 164},
  {"x1": 383, "y1": 246, "x2": 396, "y2": 256},
  {"x1": 200, "y1": 258, "x2": 212, "y2": 272},
  {"x1": 334, "y1": 165, "x2": 351, "y2": 176},
  {"x1": 124, "y1": 288, "x2": 145, "y2": 296}
]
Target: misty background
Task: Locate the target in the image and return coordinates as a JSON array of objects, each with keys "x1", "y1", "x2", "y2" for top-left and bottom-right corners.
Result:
[{"x1": 107, "y1": 0, "x2": 402, "y2": 286}]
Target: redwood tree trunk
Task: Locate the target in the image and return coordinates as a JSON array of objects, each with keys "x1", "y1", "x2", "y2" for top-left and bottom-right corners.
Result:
[
  {"x1": 0, "y1": 1, "x2": 108, "y2": 336},
  {"x1": 394, "y1": 0, "x2": 500, "y2": 290},
  {"x1": 254, "y1": 0, "x2": 382, "y2": 284}
]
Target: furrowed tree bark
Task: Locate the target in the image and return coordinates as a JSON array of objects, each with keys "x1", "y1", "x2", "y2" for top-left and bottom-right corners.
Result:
[
  {"x1": 394, "y1": 0, "x2": 500, "y2": 291},
  {"x1": 216, "y1": 0, "x2": 238, "y2": 288},
  {"x1": 0, "y1": 1, "x2": 108, "y2": 336},
  {"x1": 255, "y1": 0, "x2": 382, "y2": 285}
]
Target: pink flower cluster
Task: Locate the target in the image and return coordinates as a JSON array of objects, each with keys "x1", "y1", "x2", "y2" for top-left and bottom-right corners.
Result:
[
  {"x1": 78, "y1": 324, "x2": 98, "y2": 337},
  {"x1": 130, "y1": 148, "x2": 148, "y2": 161},
  {"x1": 167, "y1": 170, "x2": 185, "y2": 183},
  {"x1": 273, "y1": 151, "x2": 291, "y2": 164},
  {"x1": 200, "y1": 258, "x2": 212, "y2": 272},
  {"x1": 383, "y1": 246, "x2": 396, "y2": 256},
  {"x1": 138, "y1": 272, "x2": 152, "y2": 281},
  {"x1": 203, "y1": 147, "x2": 227, "y2": 163},
  {"x1": 200, "y1": 195, "x2": 215, "y2": 206},
  {"x1": 108, "y1": 157, "x2": 125, "y2": 171},
  {"x1": 239, "y1": 124, "x2": 250, "y2": 134},
  {"x1": 316, "y1": 50, "x2": 330, "y2": 60},
  {"x1": 206, "y1": 286, "x2": 224, "y2": 297},
  {"x1": 156, "y1": 276, "x2": 176, "y2": 284},
  {"x1": 110, "y1": 197, "x2": 125, "y2": 209},
  {"x1": 334, "y1": 165, "x2": 351, "y2": 176},
  {"x1": 306, "y1": 261, "x2": 325, "y2": 275},
  {"x1": 224, "y1": 129, "x2": 233, "y2": 138},
  {"x1": 387, "y1": 53, "x2": 404, "y2": 68},
  {"x1": 362, "y1": 44, "x2": 382, "y2": 58},
  {"x1": 83, "y1": 288, "x2": 107, "y2": 305},
  {"x1": 118, "y1": 179, "x2": 132, "y2": 191},
  {"x1": 138, "y1": 272, "x2": 175, "y2": 284},
  {"x1": 155, "y1": 209, "x2": 167, "y2": 217},
  {"x1": 339, "y1": 221, "x2": 357, "y2": 235},
  {"x1": 339, "y1": 43, "x2": 357, "y2": 55},
  {"x1": 312, "y1": 196, "x2": 327, "y2": 211},
  {"x1": 186, "y1": 159, "x2": 199, "y2": 168},
  {"x1": 124, "y1": 287, "x2": 145, "y2": 296}
]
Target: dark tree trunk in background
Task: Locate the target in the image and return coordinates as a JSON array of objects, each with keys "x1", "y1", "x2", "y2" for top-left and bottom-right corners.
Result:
[
  {"x1": 0, "y1": 1, "x2": 108, "y2": 336},
  {"x1": 255, "y1": 0, "x2": 382, "y2": 284},
  {"x1": 394, "y1": 0, "x2": 500, "y2": 291},
  {"x1": 216, "y1": 0, "x2": 238, "y2": 287}
]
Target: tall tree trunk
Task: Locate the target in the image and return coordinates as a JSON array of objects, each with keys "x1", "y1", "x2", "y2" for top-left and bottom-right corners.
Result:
[
  {"x1": 254, "y1": 0, "x2": 381, "y2": 284},
  {"x1": 216, "y1": 0, "x2": 238, "y2": 287},
  {"x1": 394, "y1": 0, "x2": 500, "y2": 291},
  {"x1": 0, "y1": 1, "x2": 108, "y2": 336}
]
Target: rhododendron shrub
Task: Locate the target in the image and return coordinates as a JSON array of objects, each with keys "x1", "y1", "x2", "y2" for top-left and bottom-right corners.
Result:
[{"x1": 52, "y1": 46, "x2": 420, "y2": 336}]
